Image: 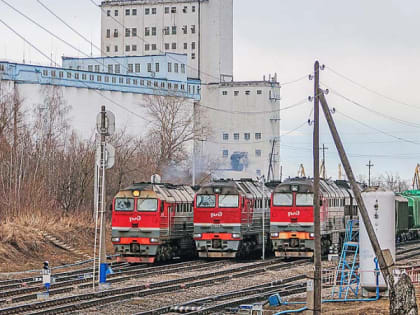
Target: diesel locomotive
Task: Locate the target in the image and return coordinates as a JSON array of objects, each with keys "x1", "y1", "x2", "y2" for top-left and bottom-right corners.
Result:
[
  {"x1": 193, "y1": 179, "x2": 270, "y2": 258},
  {"x1": 111, "y1": 180, "x2": 195, "y2": 263}
]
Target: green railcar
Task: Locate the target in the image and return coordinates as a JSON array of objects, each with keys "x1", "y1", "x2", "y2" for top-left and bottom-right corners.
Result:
[{"x1": 396, "y1": 190, "x2": 420, "y2": 242}]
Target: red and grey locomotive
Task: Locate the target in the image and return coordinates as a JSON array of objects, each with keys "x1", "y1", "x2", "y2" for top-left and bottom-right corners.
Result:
[
  {"x1": 270, "y1": 178, "x2": 358, "y2": 259},
  {"x1": 193, "y1": 179, "x2": 270, "y2": 258},
  {"x1": 111, "y1": 180, "x2": 195, "y2": 263}
]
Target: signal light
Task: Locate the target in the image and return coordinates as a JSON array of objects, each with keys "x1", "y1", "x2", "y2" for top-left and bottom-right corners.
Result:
[
  {"x1": 111, "y1": 237, "x2": 120, "y2": 242},
  {"x1": 232, "y1": 233, "x2": 241, "y2": 239},
  {"x1": 150, "y1": 238, "x2": 159, "y2": 243},
  {"x1": 132, "y1": 190, "x2": 140, "y2": 197}
]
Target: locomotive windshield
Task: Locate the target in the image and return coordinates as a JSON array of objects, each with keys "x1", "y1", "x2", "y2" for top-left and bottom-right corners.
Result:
[
  {"x1": 296, "y1": 193, "x2": 314, "y2": 206},
  {"x1": 196, "y1": 195, "x2": 216, "y2": 208},
  {"x1": 273, "y1": 193, "x2": 293, "y2": 206},
  {"x1": 137, "y1": 198, "x2": 158, "y2": 212},
  {"x1": 218, "y1": 195, "x2": 239, "y2": 208},
  {"x1": 115, "y1": 198, "x2": 135, "y2": 211}
]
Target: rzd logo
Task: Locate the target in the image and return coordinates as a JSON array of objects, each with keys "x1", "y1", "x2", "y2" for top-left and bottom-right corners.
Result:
[
  {"x1": 210, "y1": 212, "x2": 223, "y2": 218},
  {"x1": 288, "y1": 210, "x2": 300, "y2": 217},
  {"x1": 129, "y1": 216, "x2": 142, "y2": 222}
]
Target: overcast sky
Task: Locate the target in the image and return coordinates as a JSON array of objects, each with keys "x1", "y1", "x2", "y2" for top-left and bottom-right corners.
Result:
[{"x1": 1, "y1": 0, "x2": 420, "y2": 181}]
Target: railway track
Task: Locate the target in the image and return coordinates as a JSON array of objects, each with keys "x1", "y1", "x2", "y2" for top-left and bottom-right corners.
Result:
[
  {"x1": 0, "y1": 259, "x2": 309, "y2": 315},
  {"x1": 133, "y1": 275, "x2": 307, "y2": 315}
]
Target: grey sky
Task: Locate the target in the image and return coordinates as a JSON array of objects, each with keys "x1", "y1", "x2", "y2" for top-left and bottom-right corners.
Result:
[{"x1": 1, "y1": 0, "x2": 420, "y2": 181}]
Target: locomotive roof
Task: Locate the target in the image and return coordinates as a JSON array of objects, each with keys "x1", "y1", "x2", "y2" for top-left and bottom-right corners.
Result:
[
  {"x1": 197, "y1": 179, "x2": 271, "y2": 199},
  {"x1": 116, "y1": 182, "x2": 194, "y2": 203}
]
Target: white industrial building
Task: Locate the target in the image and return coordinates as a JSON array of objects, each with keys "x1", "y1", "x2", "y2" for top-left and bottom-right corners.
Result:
[{"x1": 100, "y1": 0, "x2": 281, "y2": 180}]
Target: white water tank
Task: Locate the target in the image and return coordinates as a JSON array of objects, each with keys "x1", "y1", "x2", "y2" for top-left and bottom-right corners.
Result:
[{"x1": 360, "y1": 187, "x2": 395, "y2": 291}]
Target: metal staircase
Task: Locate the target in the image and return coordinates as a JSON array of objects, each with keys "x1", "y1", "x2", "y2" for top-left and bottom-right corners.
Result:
[{"x1": 331, "y1": 220, "x2": 360, "y2": 299}]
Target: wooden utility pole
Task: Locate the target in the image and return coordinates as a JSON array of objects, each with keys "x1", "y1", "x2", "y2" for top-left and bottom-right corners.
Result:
[
  {"x1": 366, "y1": 160, "x2": 374, "y2": 187},
  {"x1": 313, "y1": 61, "x2": 322, "y2": 315},
  {"x1": 318, "y1": 91, "x2": 394, "y2": 293}
]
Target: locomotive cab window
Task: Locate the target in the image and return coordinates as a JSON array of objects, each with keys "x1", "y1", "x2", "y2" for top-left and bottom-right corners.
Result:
[
  {"x1": 273, "y1": 193, "x2": 293, "y2": 206},
  {"x1": 296, "y1": 193, "x2": 314, "y2": 206},
  {"x1": 115, "y1": 198, "x2": 135, "y2": 211},
  {"x1": 137, "y1": 199, "x2": 158, "y2": 212},
  {"x1": 196, "y1": 195, "x2": 216, "y2": 208},
  {"x1": 218, "y1": 195, "x2": 239, "y2": 208}
]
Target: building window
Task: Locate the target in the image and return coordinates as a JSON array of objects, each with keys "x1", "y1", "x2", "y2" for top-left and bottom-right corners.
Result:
[
  {"x1": 222, "y1": 150, "x2": 229, "y2": 158},
  {"x1": 108, "y1": 64, "x2": 113, "y2": 73},
  {"x1": 106, "y1": 29, "x2": 110, "y2": 38},
  {"x1": 183, "y1": 25, "x2": 187, "y2": 34},
  {"x1": 152, "y1": 44, "x2": 157, "y2": 50},
  {"x1": 257, "y1": 90, "x2": 262, "y2": 95},
  {"x1": 119, "y1": 77, "x2": 124, "y2": 84},
  {"x1": 81, "y1": 73, "x2": 86, "y2": 80},
  {"x1": 155, "y1": 63, "x2": 160, "y2": 72},
  {"x1": 165, "y1": 7, "x2": 169, "y2": 14},
  {"x1": 145, "y1": 27, "x2": 150, "y2": 36},
  {"x1": 168, "y1": 62, "x2": 172, "y2": 72},
  {"x1": 174, "y1": 63, "x2": 179, "y2": 73},
  {"x1": 145, "y1": 8, "x2": 150, "y2": 15},
  {"x1": 181, "y1": 64, "x2": 185, "y2": 73},
  {"x1": 152, "y1": 8, "x2": 156, "y2": 14},
  {"x1": 222, "y1": 91, "x2": 228, "y2": 96},
  {"x1": 244, "y1": 133, "x2": 250, "y2": 140},
  {"x1": 125, "y1": 28, "x2": 131, "y2": 37},
  {"x1": 191, "y1": 42, "x2": 196, "y2": 50},
  {"x1": 152, "y1": 27, "x2": 156, "y2": 36},
  {"x1": 104, "y1": 76, "x2": 109, "y2": 83},
  {"x1": 191, "y1": 53, "x2": 196, "y2": 60},
  {"x1": 125, "y1": 45, "x2": 130, "y2": 52},
  {"x1": 174, "y1": 83, "x2": 178, "y2": 90},
  {"x1": 97, "y1": 75, "x2": 102, "y2": 82},
  {"x1": 181, "y1": 84, "x2": 185, "y2": 90},
  {"x1": 132, "y1": 45, "x2": 137, "y2": 51},
  {"x1": 234, "y1": 91, "x2": 239, "y2": 96},
  {"x1": 147, "y1": 81, "x2": 151, "y2": 86},
  {"x1": 192, "y1": 6, "x2": 196, "y2": 12},
  {"x1": 256, "y1": 170, "x2": 261, "y2": 176},
  {"x1": 184, "y1": 42, "x2": 188, "y2": 49},
  {"x1": 135, "y1": 63, "x2": 140, "y2": 73},
  {"x1": 89, "y1": 74, "x2": 94, "y2": 81},
  {"x1": 75, "y1": 73, "x2": 79, "y2": 79},
  {"x1": 106, "y1": 46, "x2": 110, "y2": 52},
  {"x1": 125, "y1": 9, "x2": 130, "y2": 16},
  {"x1": 191, "y1": 25, "x2": 196, "y2": 34},
  {"x1": 234, "y1": 133, "x2": 239, "y2": 140},
  {"x1": 147, "y1": 63, "x2": 152, "y2": 72},
  {"x1": 114, "y1": 10, "x2": 118, "y2": 16},
  {"x1": 163, "y1": 27, "x2": 170, "y2": 35},
  {"x1": 95, "y1": 65, "x2": 100, "y2": 72},
  {"x1": 132, "y1": 28, "x2": 137, "y2": 36},
  {"x1": 172, "y1": 43, "x2": 177, "y2": 49},
  {"x1": 128, "y1": 64, "x2": 133, "y2": 73},
  {"x1": 165, "y1": 43, "x2": 170, "y2": 50},
  {"x1": 172, "y1": 26, "x2": 177, "y2": 34},
  {"x1": 114, "y1": 45, "x2": 118, "y2": 52},
  {"x1": 66, "y1": 72, "x2": 71, "y2": 78},
  {"x1": 161, "y1": 82, "x2": 165, "y2": 88},
  {"x1": 154, "y1": 81, "x2": 158, "y2": 87},
  {"x1": 168, "y1": 83, "x2": 172, "y2": 89},
  {"x1": 114, "y1": 29, "x2": 118, "y2": 37},
  {"x1": 115, "y1": 64, "x2": 120, "y2": 74},
  {"x1": 223, "y1": 133, "x2": 229, "y2": 140},
  {"x1": 88, "y1": 65, "x2": 93, "y2": 72},
  {"x1": 171, "y1": 7, "x2": 176, "y2": 13},
  {"x1": 245, "y1": 90, "x2": 250, "y2": 95},
  {"x1": 140, "y1": 79, "x2": 144, "y2": 85},
  {"x1": 183, "y1": 6, "x2": 188, "y2": 13},
  {"x1": 126, "y1": 78, "x2": 131, "y2": 84},
  {"x1": 132, "y1": 9, "x2": 137, "y2": 15},
  {"x1": 112, "y1": 77, "x2": 116, "y2": 83},
  {"x1": 255, "y1": 150, "x2": 262, "y2": 157},
  {"x1": 255, "y1": 133, "x2": 262, "y2": 140},
  {"x1": 145, "y1": 44, "x2": 150, "y2": 51},
  {"x1": 107, "y1": 10, "x2": 111, "y2": 16}
]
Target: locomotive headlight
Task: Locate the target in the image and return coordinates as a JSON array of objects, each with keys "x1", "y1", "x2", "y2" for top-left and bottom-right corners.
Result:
[
  {"x1": 232, "y1": 233, "x2": 241, "y2": 239},
  {"x1": 271, "y1": 232, "x2": 279, "y2": 238},
  {"x1": 132, "y1": 190, "x2": 140, "y2": 197},
  {"x1": 150, "y1": 238, "x2": 159, "y2": 243},
  {"x1": 111, "y1": 237, "x2": 120, "y2": 242},
  {"x1": 193, "y1": 233, "x2": 202, "y2": 238},
  {"x1": 310, "y1": 233, "x2": 315, "y2": 238}
]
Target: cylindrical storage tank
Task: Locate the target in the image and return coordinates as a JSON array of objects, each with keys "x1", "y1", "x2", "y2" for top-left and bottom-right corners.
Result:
[{"x1": 360, "y1": 187, "x2": 395, "y2": 292}]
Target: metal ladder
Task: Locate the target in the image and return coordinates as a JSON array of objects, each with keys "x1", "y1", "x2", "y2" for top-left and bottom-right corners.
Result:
[{"x1": 331, "y1": 219, "x2": 360, "y2": 299}]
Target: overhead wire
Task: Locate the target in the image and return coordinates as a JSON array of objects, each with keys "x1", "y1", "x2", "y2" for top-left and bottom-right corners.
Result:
[
  {"x1": 325, "y1": 66, "x2": 420, "y2": 110},
  {"x1": 0, "y1": 18, "x2": 151, "y2": 123}
]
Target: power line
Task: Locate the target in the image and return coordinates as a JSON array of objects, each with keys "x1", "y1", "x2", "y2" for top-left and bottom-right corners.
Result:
[
  {"x1": 0, "y1": 18, "x2": 151, "y2": 123},
  {"x1": 280, "y1": 74, "x2": 309, "y2": 86},
  {"x1": 327, "y1": 87, "x2": 420, "y2": 129},
  {"x1": 326, "y1": 66, "x2": 420, "y2": 110},
  {"x1": 335, "y1": 109, "x2": 420, "y2": 145}
]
